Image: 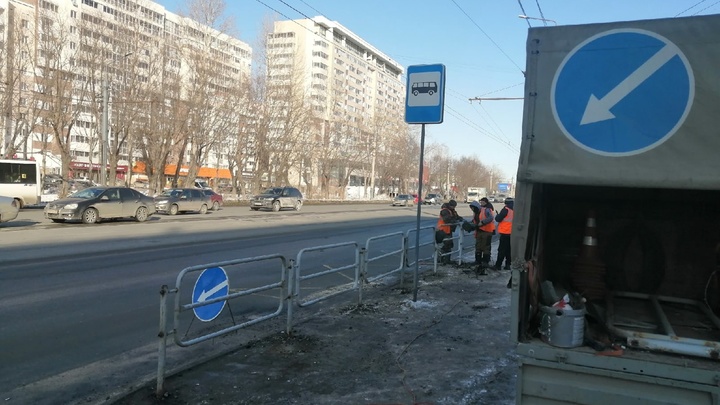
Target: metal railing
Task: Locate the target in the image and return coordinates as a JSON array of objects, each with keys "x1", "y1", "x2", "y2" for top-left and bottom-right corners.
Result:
[{"x1": 155, "y1": 223, "x2": 471, "y2": 397}]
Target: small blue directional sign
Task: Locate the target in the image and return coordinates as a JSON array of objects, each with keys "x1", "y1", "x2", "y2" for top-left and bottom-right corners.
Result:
[
  {"x1": 192, "y1": 266, "x2": 229, "y2": 322},
  {"x1": 405, "y1": 64, "x2": 446, "y2": 124},
  {"x1": 552, "y1": 29, "x2": 694, "y2": 156}
]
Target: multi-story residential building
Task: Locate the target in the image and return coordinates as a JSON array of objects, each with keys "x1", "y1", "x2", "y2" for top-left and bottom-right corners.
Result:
[
  {"x1": 267, "y1": 16, "x2": 406, "y2": 198},
  {"x1": 0, "y1": 0, "x2": 252, "y2": 188}
]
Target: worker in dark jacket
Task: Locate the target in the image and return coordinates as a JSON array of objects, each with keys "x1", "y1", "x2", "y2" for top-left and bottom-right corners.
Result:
[
  {"x1": 436, "y1": 199, "x2": 462, "y2": 264},
  {"x1": 493, "y1": 197, "x2": 514, "y2": 270},
  {"x1": 468, "y1": 198, "x2": 495, "y2": 274}
]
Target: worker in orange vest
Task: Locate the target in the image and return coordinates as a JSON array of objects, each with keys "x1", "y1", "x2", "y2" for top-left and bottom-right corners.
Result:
[
  {"x1": 493, "y1": 197, "x2": 514, "y2": 271},
  {"x1": 469, "y1": 197, "x2": 495, "y2": 274},
  {"x1": 436, "y1": 200, "x2": 462, "y2": 264}
]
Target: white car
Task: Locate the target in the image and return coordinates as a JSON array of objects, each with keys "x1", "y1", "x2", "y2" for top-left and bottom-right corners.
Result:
[{"x1": 0, "y1": 195, "x2": 20, "y2": 223}]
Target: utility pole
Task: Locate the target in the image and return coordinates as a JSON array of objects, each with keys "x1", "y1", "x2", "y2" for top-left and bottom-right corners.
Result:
[{"x1": 100, "y1": 78, "x2": 108, "y2": 186}]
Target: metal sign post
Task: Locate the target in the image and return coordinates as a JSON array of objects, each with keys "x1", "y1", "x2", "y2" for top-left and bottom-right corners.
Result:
[{"x1": 405, "y1": 64, "x2": 446, "y2": 301}]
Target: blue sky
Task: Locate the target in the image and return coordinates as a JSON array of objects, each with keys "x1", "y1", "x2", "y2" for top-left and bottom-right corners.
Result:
[{"x1": 156, "y1": 0, "x2": 720, "y2": 183}]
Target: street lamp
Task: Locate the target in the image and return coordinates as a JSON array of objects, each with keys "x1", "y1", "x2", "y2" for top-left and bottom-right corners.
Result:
[
  {"x1": 100, "y1": 52, "x2": 133, "y2": 186},
  {"x1": 518, "y1": 15, "x2": 558, "y2": 26}
]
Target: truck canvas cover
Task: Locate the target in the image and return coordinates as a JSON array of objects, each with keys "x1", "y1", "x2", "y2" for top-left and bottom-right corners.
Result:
[{"x1": 519, "y1": 14, "x2": 720, "y2": 189}]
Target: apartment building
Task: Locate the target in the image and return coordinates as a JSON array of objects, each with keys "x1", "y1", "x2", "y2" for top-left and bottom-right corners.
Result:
[
  {"x1": 0, "y1": 0, "x2": 252, "y2": 185},
  {"x1": 268, "y1": 16, "x2": 406, "y2": 196}
]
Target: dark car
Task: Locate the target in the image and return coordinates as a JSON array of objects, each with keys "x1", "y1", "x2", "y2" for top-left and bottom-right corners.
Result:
[
  {"x1": 202, "y1": 189, "x2": 223, "y2": 211},
  {"x1": 250, "y1": 186, "x2": 303, "y2": 211},
  {"x1": 44, "y1": 186, "x2": 156, "y2": 224},
  {"x1": 154, "y1": 188, "x2": 210, "y2": 215}
]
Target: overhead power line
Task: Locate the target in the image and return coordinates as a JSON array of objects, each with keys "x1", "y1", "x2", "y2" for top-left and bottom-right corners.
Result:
[
  {"x1": 675, "y1": 0, "x2": 708, "y2": 16},
  {"x1": 449, "y1": 0, "x2": 525, "y2": 75}
]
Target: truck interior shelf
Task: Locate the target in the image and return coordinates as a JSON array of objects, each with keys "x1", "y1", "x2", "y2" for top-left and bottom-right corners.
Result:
[{"x1": 607, "y1": 291, "x2": 720, "y2": 360}]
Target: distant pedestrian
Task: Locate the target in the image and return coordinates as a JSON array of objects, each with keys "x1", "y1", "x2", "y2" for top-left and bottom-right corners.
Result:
[
  {"x1": 493, "y1": 197, "x2": 514, "y2": 270},
  {"x1": 436, "y1": 199, "x2": 462, "y2": 264},
  {"x1": 469, "y1": 197, "x2": 495, "y2": 274}
]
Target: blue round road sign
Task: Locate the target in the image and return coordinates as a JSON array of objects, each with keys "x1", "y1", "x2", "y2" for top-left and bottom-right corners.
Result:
[
  {"x1": 552, "y1": 29, "x2": 694, "y2": 156},
  {"x1": 192, "y1": 266, "x2": 229, "y2": 322}
]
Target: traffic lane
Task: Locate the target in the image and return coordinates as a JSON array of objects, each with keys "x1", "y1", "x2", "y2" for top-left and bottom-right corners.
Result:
[
  {"x1": 0, "y1": 205, "x2": 443, "y2": 266},
  {"x1": 3, "y1": 201, "x2": 447, "y2": 229},
  {"x1": 0, "y1": 215, "x2": 437, "y2": 399}
]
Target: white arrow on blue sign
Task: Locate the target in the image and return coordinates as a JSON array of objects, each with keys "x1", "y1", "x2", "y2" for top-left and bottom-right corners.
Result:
[
  {"x1": 552, "y1": 29, "x2": 694, "y2": 156},
  {"x1": 192, "y1": 266, "x2": 229, "y2": 322}
]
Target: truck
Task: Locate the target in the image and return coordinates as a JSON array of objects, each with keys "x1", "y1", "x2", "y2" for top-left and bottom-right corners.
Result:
[
  {"x1": 465, "y1": 187, "x2": 486, "y2": 203},
  {"x1": 510, "y1": 14, "x2": 720, "y2": 404}
]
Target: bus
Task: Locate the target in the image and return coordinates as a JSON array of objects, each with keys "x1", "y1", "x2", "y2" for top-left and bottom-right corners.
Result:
[{"x1": 0, "y1": 159, "x2": 42, "y2": 207}]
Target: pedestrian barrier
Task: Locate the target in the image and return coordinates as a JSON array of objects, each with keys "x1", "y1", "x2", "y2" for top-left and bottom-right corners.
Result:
[
  {"x1": 437, "y1": 222, "x2": 473, "y2": 266},
  {"x1": 155, "y1": 224, "x2": 468, "y2": 397},
  {"x1": 405, "y1": 225, "x2": 437, "y2": 268},
  {"x1": 293, "y1": 241, "x2": 361, "y2": 308},
  {"x1": 156, "y1": 254, "x2": 290, "y2": 395}
]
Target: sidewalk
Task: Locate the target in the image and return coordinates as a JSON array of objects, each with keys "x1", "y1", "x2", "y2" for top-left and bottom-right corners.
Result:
[{"x1": 114, "y1": 262, "x2": 517, "y2": 405}]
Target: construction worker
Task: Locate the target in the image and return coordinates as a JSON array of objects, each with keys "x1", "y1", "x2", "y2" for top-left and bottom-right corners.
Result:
[
  {"x1": 493, "y1": 197, "x2": 514, "y2": 270},
  {"x1": 468, "y1": 197, "x2": 495, "y2": 274},
  {"x1": 436, "y1": 199, "x2": 462, "y2": 264}
]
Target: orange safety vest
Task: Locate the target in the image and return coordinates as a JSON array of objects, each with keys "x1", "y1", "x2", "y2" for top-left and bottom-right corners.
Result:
[
  {"x1": 478, "y1": 208, "x2": 495, "y2": 233},
  {"x1": 437, "y1": 208, "x2": 452, "y2": 234},
  {"x1": 498, "y1": 208, "x2": 513, "y2": 234}
]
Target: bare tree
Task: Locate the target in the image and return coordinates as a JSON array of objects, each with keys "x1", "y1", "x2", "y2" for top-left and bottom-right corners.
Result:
[
  {"x1": 250, "y1": 20, "x2": 314, "y2": 192},
  {"x1": 1, "y1": 7, "x2": 39, "y2": 160},
  {"x1": 35, "y1": 9, "x2": 89, "y2": 196}
]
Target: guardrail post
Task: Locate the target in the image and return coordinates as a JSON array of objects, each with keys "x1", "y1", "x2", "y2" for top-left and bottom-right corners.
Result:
[
  {"x1": 457, "y1": 231, "x2": 465, "y2": 266},
  {"x1": 358, "y1": 247, "x2": 367, "y2": 304},
  {"x1": 156, "y1": 284, "x2": 169, "y2": 399},
  {"x1": 286, "y1": 259, "x2": 296, "y2": 336},
  {"x1": 400, "y1": 234, "x2": 408, "y2": 285}
]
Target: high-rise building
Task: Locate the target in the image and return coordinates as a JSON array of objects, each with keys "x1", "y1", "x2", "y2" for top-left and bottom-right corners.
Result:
[
  {"x1": 0, "y1": 0, "x2": 252, "y2": 185},
  {"x1": 267, "y1": 16, "x2": 406, "y2": 197}
]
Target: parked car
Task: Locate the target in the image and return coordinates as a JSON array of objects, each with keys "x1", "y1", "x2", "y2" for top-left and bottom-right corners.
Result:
[
  {"x1": 250, "y1": 186, "x2": 303, "y2": 211},
  {"x1": 44, "y1": 187, "x2": 156, "y2": 224},
  {"x1": 423, "y1": 193, "x2": 443, "y2": 205},
  {"x1": 154, "y1": 188, "x2": 210, "y2": 215},
  {"x1": 0, "y1": 195, "x2": 20, "y2": 223},
  {"x1": 202, "y1": 189, "x2": 223, "y2": 211},
  {"x1": 392, "y1": 194, "x2": 415, "y2": 207}
]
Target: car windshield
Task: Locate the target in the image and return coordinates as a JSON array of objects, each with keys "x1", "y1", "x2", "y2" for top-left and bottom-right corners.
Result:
[
  {"x1": 396, "y1": 194, "x2": 409, "y2": 199},
  {"x1": 159, "y1": 189, "x2": 183, "y2": 198},
  {"x1": 68, "y1": 187, "x2": 105, "y2": 199},
  {"x1": 262, "y1": 188, "x2": 283, "y2": 195}
]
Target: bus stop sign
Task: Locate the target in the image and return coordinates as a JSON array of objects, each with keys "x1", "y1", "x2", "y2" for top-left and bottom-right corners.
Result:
[{"x1": 405, "y1": 64, "x2": 446, "y2": 124}]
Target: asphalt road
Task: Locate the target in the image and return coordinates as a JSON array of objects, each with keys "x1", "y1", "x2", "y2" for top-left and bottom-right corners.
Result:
[{"x1": 0, "y1": 202, "x2": 471, "y2": 404}]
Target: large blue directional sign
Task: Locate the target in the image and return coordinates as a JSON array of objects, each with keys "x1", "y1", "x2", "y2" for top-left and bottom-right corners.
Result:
[
  {"x1": 552, "y1": 29, "x2": 694, "y2": 156},
  {"x1": 405, "y1": 64, "x2": 446, "y2": 124},
  {"x1": 192, "y1": 266, "x2": 229, "y2": 322}
]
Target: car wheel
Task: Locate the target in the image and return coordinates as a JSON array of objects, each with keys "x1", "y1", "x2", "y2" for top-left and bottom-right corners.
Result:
[
  {"x1": 135, "y1": 206, "x2": 149, "y2": 222},
  {"x1": 294, "y1": 200, "x2": 302, "y2": 211},
  {"x1": 199, "y1": 204, "x2": 208, "y2": 214},
  {"x1": 82, "y1": 208, "x2": 98, "y2": 224},
  {"x1": 169, "y1": 204, "x2": 179, "y2": 215},
  {"x1": 212, "y1": 201, "x2": 220, "y2": 211},
  {"x1": 272, "y1": 201, "x2": 280, "y2": 212},
  {"x1": 250, "y1": 207, "x2": 259, "y2": 211},
  {"x1": 50, "y1": 219, "x2": 65, "y2": 223}
]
